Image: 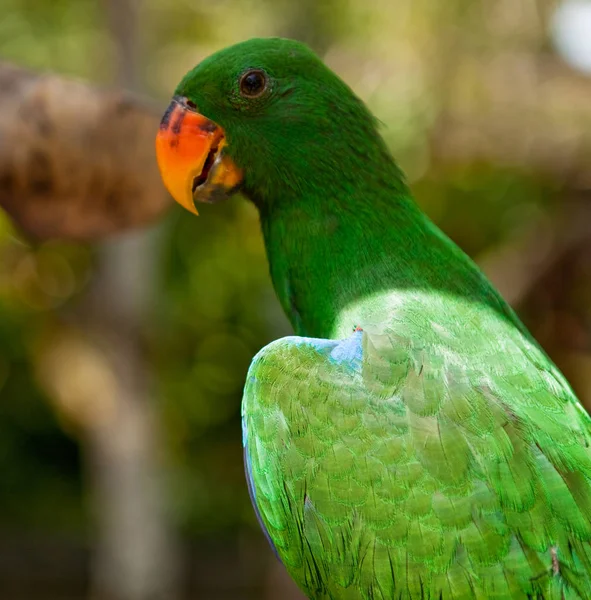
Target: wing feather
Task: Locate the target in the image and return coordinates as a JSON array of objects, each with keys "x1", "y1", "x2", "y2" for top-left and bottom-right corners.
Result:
[{"x1": 243, "y1": 303, "x2": 591, "y2": 599}]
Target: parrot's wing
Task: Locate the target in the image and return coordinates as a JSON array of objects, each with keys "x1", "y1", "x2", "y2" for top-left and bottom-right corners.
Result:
[{"x1": 243, "y1": 323, "x2": 591, "y2": 599}]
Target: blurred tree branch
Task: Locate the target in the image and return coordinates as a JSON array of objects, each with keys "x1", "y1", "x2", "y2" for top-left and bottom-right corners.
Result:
[
  {"x1": 0, "y1": 2, "x2": 180, "y2": 600},
  {"x1": 83, "y1": 1, "x2": 181, "y2": 599},
  {"x1": 0, "y1": 62, "x2": 171, "y2": 241}
]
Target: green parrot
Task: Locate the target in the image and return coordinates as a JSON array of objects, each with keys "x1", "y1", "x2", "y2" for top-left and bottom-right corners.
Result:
[{"x1": 155, "y1": 38, "x2": 591, "y2": 599}]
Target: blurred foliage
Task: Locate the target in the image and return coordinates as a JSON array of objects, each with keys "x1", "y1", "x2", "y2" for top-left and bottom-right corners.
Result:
[
  {"x1": 0, "y1": 0, "x2": 589, "y2": 596},
  {"x1": 152, "y1": 200, "x2": 285, "y2": 535}
]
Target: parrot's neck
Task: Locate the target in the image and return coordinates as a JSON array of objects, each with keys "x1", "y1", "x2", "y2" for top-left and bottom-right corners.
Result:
[{"x1": 258, "y1": 187, "x2": 515, "y2": 340}]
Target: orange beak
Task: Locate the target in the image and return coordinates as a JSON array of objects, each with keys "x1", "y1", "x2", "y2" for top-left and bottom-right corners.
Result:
[{"x1": 155, "y1": 97, "x2": 243, "y2": 214}]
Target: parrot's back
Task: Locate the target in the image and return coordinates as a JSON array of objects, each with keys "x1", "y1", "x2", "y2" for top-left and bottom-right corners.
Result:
[{"x1": 243, "y1": 290, "x2": 591, "y2": 600}]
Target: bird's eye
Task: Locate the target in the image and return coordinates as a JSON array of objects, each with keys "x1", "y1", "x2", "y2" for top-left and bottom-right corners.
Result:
[
  {"x1": 239, "y1": 70, "x2": 268, "y2": 98},
  {"x1": 185, "y1": 98, "x2": 197, "y2": 110}
]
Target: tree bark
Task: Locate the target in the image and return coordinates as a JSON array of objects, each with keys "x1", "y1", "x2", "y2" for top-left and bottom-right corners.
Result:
[
  {"x1": 83, "y1": 1, "x2": 180, "y2": 598},
  {"x1": 0, "y1": 63, "x2": 170, "y2": 241},
  {"x1": 0, "y1": 1, "x2": 181, "y2": 598}
]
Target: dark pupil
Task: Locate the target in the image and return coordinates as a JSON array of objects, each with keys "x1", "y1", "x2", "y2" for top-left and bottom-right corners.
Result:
[{"x1": 243, "y1": 72, "x2": 264, "y2": 95}]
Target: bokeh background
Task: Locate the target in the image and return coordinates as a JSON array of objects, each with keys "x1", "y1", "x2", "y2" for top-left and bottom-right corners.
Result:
[{"x1": 0, "y1": 0, "x2": 590, "y2": 598}]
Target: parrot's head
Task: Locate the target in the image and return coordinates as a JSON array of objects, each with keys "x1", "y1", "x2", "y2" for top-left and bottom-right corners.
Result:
[{"x1": 156, "y1": 37, "x2": 394, "y2": 215}]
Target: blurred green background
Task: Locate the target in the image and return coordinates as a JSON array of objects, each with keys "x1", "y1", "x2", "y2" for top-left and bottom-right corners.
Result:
[{"x1": 0, "y1": 0, "x2": 590, "y2": 598}]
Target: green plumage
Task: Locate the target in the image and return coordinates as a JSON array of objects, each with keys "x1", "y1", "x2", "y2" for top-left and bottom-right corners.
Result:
[
  {"x1": 244, "y1": 296, "x2": 591, "y2": 599},
  {"x1": 174, "y1": 38, "x2": 591, "y2": 598}
]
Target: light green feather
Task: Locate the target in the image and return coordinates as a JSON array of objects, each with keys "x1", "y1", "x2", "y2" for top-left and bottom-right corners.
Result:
[{"x1": 243, "y1": 293, "x2": 591, "y2": 599}]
